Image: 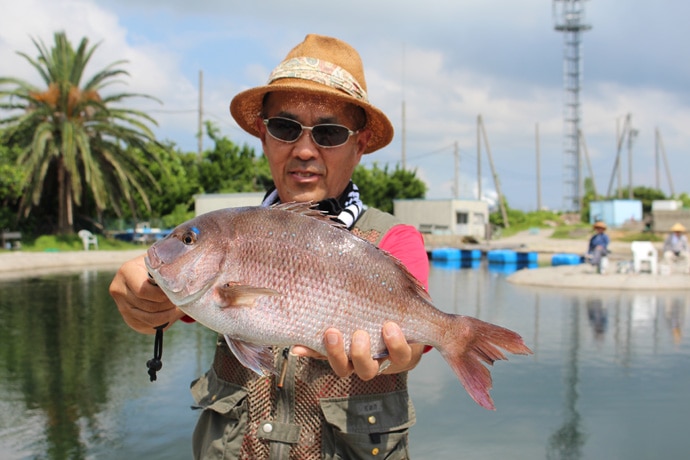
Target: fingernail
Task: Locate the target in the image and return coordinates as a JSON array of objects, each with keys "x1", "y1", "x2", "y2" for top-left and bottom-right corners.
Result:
[
  {"x1": 383, "y1": 323, "x2": 399, "y2": 339},
  {"x1": 326, "y1": 332, "x2": 339, "y2": 345},
  {"x1": 353, "y1": 331, "x2": 366, "y2": 344}
]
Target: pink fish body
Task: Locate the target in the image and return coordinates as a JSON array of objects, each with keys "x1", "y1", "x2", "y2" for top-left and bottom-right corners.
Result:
[{"x1": 145, "y1": 203, "x2": 532, "y2": 410}]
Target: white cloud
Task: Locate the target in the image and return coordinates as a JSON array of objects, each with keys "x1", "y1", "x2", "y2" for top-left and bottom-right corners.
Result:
[{"x1": 2, "y1": 0, "x2": 690, "y2": 210}]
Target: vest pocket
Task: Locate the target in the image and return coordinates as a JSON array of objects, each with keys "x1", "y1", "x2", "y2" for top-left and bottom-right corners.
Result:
[
  {"x1": 319, "y1": 390, "x2": 416, "y2": 460},
  {"x1": 190, "y1": 368, "x2": 249, "y2": 460}
]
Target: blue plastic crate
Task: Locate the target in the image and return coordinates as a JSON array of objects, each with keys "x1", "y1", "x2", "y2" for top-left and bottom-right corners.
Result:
[
  {"x1": 551, "y1": 253, "x2": 583, "y2": 266},
  {"x1": 430, "y1": 247, "x2": 461, "y2": 261},
  {"x1": 487, "y1": 249, "x2": 518, "y2": 264}
]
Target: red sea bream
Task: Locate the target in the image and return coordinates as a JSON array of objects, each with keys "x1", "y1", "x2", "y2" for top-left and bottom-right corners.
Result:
[{"x1": 145, "y1": 203, "x2": 532, "y2": 410}]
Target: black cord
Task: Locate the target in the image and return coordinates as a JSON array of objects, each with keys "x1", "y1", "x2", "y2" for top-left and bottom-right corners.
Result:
[{"x1": 146, "y1": 322, "x2": 169, "y2": 382}]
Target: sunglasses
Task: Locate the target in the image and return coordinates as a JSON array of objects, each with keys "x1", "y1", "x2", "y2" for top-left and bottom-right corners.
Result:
[{"x1": 262, "y1": 117, "x2": 358, "y2": 148}]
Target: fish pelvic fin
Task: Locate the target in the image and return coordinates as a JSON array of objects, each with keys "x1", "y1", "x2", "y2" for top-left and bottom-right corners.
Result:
[
  {"x1": 439, "y1": 315, "x2": 533, "y2": 411},
  {"x1": 218, "y1": 283, "x2": 282, "y2": 308},
  {"x1": 224, "y1": 335, "x2": 276, "y2": 376}
]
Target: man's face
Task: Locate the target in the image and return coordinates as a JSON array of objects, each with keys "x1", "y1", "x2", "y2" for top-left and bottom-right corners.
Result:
[{"x1": 256, "y1": 91, "x2": 371, "y2": 203}]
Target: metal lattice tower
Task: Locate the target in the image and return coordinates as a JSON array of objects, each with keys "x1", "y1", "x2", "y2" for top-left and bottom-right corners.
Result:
[{"x1": 553, "y1": 0, "x2": 591, "y2": 212}]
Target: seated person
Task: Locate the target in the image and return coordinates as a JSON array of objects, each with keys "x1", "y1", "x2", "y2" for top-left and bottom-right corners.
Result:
[
  {"x1": 586, "y1": 221, "x2": 609, "y2": 273},
  {"x1": 662, "y1": 223, "x2": 689, "y2": 273}
]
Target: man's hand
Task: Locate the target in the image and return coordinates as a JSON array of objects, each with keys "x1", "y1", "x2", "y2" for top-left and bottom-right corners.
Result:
[
  {"x1": 109, "y1": 255, "x2": 186, "y2": 334},
  {"x1": 292, "y1": 322, "x2": 424, "y2": 380}
]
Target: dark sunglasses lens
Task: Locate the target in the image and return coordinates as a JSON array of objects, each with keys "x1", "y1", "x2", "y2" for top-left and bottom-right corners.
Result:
[
  {"x1": 267, "y1": 118, "x2": 302, "y2": 142},
  {"x1": 312, "y1": 125, "x2": 350, "y2": 147}
]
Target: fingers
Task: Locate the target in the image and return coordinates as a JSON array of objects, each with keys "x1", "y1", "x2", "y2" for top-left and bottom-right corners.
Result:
[
  {"x1": 382, "y1": 322, "x2": 411, "y2": 364},
  {"x1": 350, "y1": 330, "x2": 379, "y2": 381},
  {"x1": 323, "y1": 328, "x2": 354, "y2": 378},
  {"x1": 109, "y1": 255, "x2": 183, "y2": 334}
]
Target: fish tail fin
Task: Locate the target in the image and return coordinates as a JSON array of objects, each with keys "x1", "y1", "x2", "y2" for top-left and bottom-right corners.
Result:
[{"x1": 438, "y1": 315, "x2": 532, "y2": 410}]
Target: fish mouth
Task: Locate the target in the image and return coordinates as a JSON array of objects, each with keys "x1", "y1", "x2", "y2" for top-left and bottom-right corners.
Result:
[{"x1": 144, "y1": 245, "x2": 220, "y2": 307}]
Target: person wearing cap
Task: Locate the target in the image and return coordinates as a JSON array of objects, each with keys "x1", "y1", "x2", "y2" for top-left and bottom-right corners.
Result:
[
  {"x1": 110, "y1": 34, "x2": 429, "y2": 459},
  {"x1": 662, "y1": 222, "x2": 689, "y2": 273},
  {"x1": 586, "y1": 221, "x2": 610, "y2": 273}
]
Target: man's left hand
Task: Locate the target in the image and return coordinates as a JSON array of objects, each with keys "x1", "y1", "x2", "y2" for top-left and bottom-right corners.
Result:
[{"x1": 291, "y1": 322, "x2": 425, "y2": 380}]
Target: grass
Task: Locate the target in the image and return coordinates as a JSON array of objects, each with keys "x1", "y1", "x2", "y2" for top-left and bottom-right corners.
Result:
[{"x1": 15, "y1": 234, "x2": 143, "y2": 252}]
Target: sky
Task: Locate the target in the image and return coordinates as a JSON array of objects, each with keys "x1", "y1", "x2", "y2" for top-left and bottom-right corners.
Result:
[{"x1": 1, "y1": 0, "x2": 689, "y2": 212}]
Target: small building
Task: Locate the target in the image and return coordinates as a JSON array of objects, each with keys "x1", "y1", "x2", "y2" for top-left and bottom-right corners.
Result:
[
  {"x1": 589, "y1": 199, "x2": 642, "y2": 228},
  {"x1": 393, "y1": 199, "x2": 489, "y2": 239},
  {"x1": 651, "y1": 200, "x2": 690, "y2": 234},
  {"x1": 194, "y1": 192, "x2": 265, "y2": 216}
]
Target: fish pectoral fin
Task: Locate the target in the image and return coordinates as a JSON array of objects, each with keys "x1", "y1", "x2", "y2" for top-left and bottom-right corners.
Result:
[
  {"x1": 217, "y1": 283, "x2": 282, "y2": 308},
  {"x1": 224, "y1": 335, "x2": 276, "y2": 376}
]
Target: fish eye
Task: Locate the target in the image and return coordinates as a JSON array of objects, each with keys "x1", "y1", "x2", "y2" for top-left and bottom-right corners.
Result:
[{"x1": 181, "y1": 229, "x2": 198, "y2": 245}]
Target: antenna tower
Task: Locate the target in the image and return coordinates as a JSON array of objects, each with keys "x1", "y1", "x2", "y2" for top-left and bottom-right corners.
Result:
[{"x1": 553, "y1": 0, "x2": 591, "y2": 212}]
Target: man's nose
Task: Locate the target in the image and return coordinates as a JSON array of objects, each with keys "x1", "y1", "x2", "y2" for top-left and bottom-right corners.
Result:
[{"x1": 291, "y1": 130, "x2": 320, "y2": 159}]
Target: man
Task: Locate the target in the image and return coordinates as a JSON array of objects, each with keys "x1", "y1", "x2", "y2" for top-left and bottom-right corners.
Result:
[
  {"x1": 662, "y1": 222, "x2": 689, "y2": 273},
  {"x1": 110, "y1": 34, "x2": 429, "y2": 459},
  {"x1": 587, "y1": 221, "x2": 609, "y2": 274}
]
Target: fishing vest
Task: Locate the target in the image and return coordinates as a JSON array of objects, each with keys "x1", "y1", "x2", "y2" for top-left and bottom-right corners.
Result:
[{"x1": 190, "y1": 208, "x2": 416, "y2": 460}]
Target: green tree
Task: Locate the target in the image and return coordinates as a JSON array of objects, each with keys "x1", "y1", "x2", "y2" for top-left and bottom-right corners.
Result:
[
  {"x1": 198, "y1": 121, "x2": 272, "y2": 194},
  {"x1": 352, "y1": 163, "x2": 426, "y2": 213},
  {"x1": 0, "y1": 31, "x2": 161, "y2": 234},
  {"x1": 0, "y1": 143, "x2": 25, "y2": 230}
]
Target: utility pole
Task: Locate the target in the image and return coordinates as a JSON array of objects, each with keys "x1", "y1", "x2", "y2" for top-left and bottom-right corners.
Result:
[
  {"x1": 454, "y1": 141, "x2": 460, "y2": 199},
  {"x1": 478, "y1": 115, "x2": 509, "y2": 227},
  {"x1": 627, "y1": 123, "x2": 638, "y2": 199},
  {"x1": 656, "y1": 128, "x2": 676, "y2": 196},
  {"x1": 536, "y1": 123, "x2": 542, "y2": 211},
  {"x1": 198, "y1": 70, "x2": 204, "y2": 157},
  {"x1": 476, "y1": 115, "x2": 482, "y2": 202},
  {"x1": 401, "y1": 44, "x2": 407, "y2": 170}
]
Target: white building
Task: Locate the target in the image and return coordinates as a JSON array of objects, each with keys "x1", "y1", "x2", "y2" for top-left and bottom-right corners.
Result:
[
  {"x1": 393, "y1": 199, "x2": 489, "y2": 239},
  {"x1": 194, "y1": 192, "x2": 265, "y2": 216}
]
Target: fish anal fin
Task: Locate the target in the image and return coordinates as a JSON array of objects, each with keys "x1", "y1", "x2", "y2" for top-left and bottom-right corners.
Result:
[
  {"x1": 439, "y1": 315, "x2": 533, "y2": 411},
  {"x1": 218, "y1": 283, "x2": 282, "y2": 308},
  {"x1": 224, "y1": 335, "x2": 276, "y2": 376}
]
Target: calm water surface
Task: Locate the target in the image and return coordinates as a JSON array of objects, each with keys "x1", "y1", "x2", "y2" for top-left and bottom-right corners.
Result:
[{"x1": 0, "y1": 263, "x2": 688, "y2": 459}]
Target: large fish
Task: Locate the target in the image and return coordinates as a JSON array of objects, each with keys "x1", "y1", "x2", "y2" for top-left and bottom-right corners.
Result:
[{"x1": 145, "y1": 202, "x2": 532, "y2": 410}]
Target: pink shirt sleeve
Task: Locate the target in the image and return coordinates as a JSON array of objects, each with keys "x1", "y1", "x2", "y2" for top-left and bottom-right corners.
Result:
[{"x1": 378, "y1": 224, "x2": 430, "y2": 291}]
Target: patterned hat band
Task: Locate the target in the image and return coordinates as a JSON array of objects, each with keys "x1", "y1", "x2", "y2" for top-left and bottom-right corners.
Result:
[{"x1": 267, "y1": 57, "x2": 368, "y2": 102}]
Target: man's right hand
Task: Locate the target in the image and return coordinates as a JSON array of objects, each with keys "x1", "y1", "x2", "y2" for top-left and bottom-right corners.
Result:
[{"x1": 109, "y1": 254, "x2": 185, "y2": 334}]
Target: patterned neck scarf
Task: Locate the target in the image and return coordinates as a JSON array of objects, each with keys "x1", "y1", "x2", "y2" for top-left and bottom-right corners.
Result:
[{"x1": 261, "y1": 181, "x2": 364, "y2": 229}]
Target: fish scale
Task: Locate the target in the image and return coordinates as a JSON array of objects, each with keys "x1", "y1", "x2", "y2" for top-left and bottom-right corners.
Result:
[{"x1": 145, "y1": 202, "x2": 532, "y2": 410}]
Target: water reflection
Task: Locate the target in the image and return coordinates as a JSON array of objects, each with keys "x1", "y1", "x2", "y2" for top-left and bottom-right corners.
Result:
[
  {"x1": 1, "y1": 267, "x2": 689, "y2": 459},
  {"x1": 412, "y1": 265, "x2": 690, "y2": 459},
  {"x1": 0, "y1": 271, "x2": 122, "y2": 459}
]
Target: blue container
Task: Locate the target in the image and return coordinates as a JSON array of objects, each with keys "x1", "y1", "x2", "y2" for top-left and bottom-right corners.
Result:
[
  {"x1": 431, "y1": 247, "x2": 461, "y2": 261},
  {"x1": 460, "y1": 249, "x2": 482, "y2": 260},
  {"x1": 516, "y1": 251, "x2": 538, "y2": 263},
  {"x1": 552, "y1": 253, "x2": 583, "y2": 266},
  {"x1": 487, "y1": 249, "x2": 518, "y2": 264}
]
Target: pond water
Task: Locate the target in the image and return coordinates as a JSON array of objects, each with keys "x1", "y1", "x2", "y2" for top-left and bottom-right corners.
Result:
[{"x1": 0, "y1": 263, "x2": 688, "y2": 459}]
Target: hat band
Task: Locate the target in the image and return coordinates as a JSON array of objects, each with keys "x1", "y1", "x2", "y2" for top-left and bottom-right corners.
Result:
[{"x1": 267, "y1": 57, "x2": 368, "y2": 101}]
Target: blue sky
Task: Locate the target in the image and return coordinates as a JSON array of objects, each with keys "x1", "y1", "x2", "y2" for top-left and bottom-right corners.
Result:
[{"x1": 2, "y1": 0, "x2": 689, "y2": 211}]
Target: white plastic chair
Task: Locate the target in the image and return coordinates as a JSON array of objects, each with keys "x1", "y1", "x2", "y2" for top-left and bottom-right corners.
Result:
[
  {"x1": 78, "y1": 230, "x2": 98, "y2": 251},
  {"x1": 631, "y1": 241, "x2": 657, "y2": 274}
]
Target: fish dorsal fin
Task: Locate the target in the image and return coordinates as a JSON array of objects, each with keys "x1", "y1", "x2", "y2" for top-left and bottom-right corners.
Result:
[
  {"x1": 271, "y1": 201, "x2": 346, "y2": 229},
  {"x1": 392, "y1": 251, "x2": 433, "y2": 302},
  {"x1": 218, "y1": 283, "x2": 282, "y2": 308},
  {"x1": 224, "y1": 335, "x2": 276, "y2": 376}
]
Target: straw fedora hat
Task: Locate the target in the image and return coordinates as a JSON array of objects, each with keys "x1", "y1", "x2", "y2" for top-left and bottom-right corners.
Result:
[
  {"x1": 230, "y1": 34, "x2": 393, "y2": 154},
  {"x1": 670, "y1": 222, "x2": 686, "y2": 232},
  {"x1": 593, "y1": 221, "x2": 607, "y2": 230}
]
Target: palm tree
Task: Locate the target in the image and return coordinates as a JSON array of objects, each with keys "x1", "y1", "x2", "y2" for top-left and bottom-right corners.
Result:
[{"x1": 0, "y1": 31, "x2": 161, "y2": 234}]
